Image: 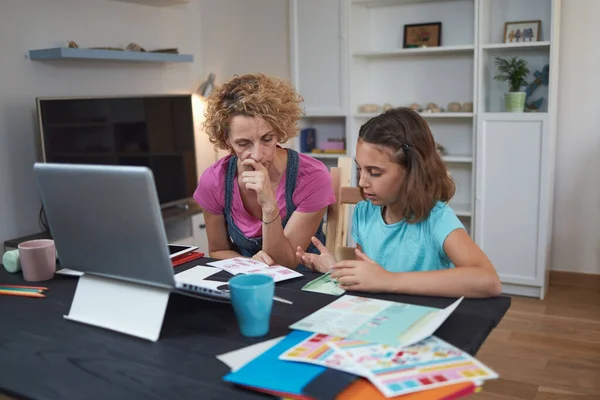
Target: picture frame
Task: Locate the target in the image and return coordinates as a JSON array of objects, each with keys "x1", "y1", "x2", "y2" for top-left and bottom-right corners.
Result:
[
  {"x1": 503, "y1": 20, "x2": 541, "y2": 43},
  {"x1": 403, "y1": 22, "x2": 442, "y2": 48}
]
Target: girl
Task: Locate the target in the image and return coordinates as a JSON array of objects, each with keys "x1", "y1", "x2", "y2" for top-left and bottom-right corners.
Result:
[
  {"x1": 296, "y1": 107, "x2": 501, "y2": 298},
  {"x1": 194, "y1": 73, "x2": 336, "y2": 268}
]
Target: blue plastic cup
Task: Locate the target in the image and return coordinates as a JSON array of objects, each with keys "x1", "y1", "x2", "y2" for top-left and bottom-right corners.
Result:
[{"x1": 228, "y1": 274, "x2": 275, "y2": 337}]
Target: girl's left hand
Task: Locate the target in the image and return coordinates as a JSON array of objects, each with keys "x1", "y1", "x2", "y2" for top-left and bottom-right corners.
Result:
[
  {"x1": 330, "y1": 248, "x2": 391, "y2": 292},
  {"x1": 241, "y1": 159, "x2": 276, "y2": 212}
]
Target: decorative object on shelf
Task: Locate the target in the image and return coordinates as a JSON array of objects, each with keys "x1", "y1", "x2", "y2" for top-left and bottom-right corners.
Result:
[
  {"x1": 358, "y1": 104, "x2": 380, "y2": 113},
  {"x1": 447, "y1": 102, "x2": 462, "y2": 113},
  {"x1": 319, "y1": 138, "x2": 346, "y2": 152},
  {"x1": 525, "y1": 64, "x2": 549, "y2": 112},
  {"x1": 125, "y1": 42, "x2": 146, "y2": 52},
  {"x1": 196, "y1": 73, "x2": 216, "y2": 98},
  {"x1": 461, "y1": 102, "x2": 473, "y2": 112},
  {"x1": 403, "y1": 22, "x2": 441, "y2": 49},
  {"x1": 300, "y1": 128, "x2": 317, "y2": 153},
  {"x1": 409, "y1": 103, "x2": 421, "y2": 112},
  {"x1": 504, "y1": 20, "x2": 541, "y2": 43},
  {"x1": 493, "y1": 56, "x2": 530, "y2": 112},
  {"x1": 311, "y1": 149, "x2": 345, "y2": 155},
  {"x1": 67, "y1": 41, "x2": 78, "y2": 49},
  {"x1": 423, "y1": 102, "x2": 441, "y2": 113},
  {"x1": 382, "y1": 103, "x2": 393, "y2": 112}
]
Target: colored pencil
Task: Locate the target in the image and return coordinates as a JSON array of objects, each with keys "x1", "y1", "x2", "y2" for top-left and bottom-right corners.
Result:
[
  {"x1": 0, "y1": 284, "x2": 48, "y2": 291},
  {"x1": 0, "y1": 287, "x2": 43, "y2": 293},
  {"x1": 0, "y1": 289, "x2": 45, "y2": 298}
]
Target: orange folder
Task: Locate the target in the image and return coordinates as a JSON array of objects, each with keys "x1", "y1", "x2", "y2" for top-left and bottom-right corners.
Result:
[
  {"x1": 336, "y1": 379, "x2": 479, "y2": 400},
  {"x1": 240, "y1": 379, "x2": 479, "y2": 400}
]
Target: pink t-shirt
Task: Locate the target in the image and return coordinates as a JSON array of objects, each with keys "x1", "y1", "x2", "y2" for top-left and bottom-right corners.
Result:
[{"x1": 193, "y1": 152, "x2": 336, "y2": 238}]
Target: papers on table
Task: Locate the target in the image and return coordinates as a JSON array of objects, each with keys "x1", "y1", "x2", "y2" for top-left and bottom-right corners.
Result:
[
  {"x1": 218, "y1": 294, "x2": 497, "y2": 399},
  {"x1": 207, "y1": 257, "x2": 303, "y2": 283},
  {"x1": 279, "y1": 333, "x2": 497, "y2": 397},
  {"x1": 290, "y1": 295, "x2": 463, "y2": 348},
  {"x1": 301, "y1": 271, "x2": 345, "y2": 296},
  {"x1": 217, "y1": 336, "x2": 284, "y2": 372}
]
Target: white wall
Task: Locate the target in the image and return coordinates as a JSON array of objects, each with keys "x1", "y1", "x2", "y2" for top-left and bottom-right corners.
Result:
[
  {"x1": 551, "y1": 0, "x2": 600, "y2": 274},
  {"x1": 199, "y1": 0, "x2": 290, "y2": 84},
  {"x1": 198, "y1": 0, "x2": 289, "y2": 160},
  {"x1": 0, "y1": 0, "x2": 207, "y2": 244}
]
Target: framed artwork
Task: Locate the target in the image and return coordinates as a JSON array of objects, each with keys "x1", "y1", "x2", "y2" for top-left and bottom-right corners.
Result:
[
  {"x1": 504, "y1": 20, "x2": 541, "y2": 43},
  {"x1": 403, "y1": 22, "x2": 442, "y2": 48}
]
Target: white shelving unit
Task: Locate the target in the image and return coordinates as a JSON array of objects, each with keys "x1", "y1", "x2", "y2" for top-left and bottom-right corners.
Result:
[
  {"x1": 109, "y1": 0, "x2": 189, "y2": 6},
  {"x1": 289, "y1": 0, "x2": 561, "y2": 298}
]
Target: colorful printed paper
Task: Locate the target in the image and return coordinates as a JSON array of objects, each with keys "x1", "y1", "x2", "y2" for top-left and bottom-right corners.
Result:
[
  {"x1": 289, "y1": 295, "x2": 463, "y2": 348},
  {"x1": 302, "y1": 271, "x2": 345, "y2": 295},
  {"x1": 279, "y1": 333, "x2": 362, "y2": 375},
  {"x1": 207, "y1": 257, "x2": 303, "y2": 283},
  {"x1": 279, "y1": 333, "x2": 497, "y2": 398}
]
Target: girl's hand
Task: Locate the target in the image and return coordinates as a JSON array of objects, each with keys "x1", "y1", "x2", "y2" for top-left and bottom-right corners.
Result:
[
  {"x1": 241, "y1": 159, "x2": 277, "y2": 213},
  {"x1": 252, "y1": 250, "x2": 275, "y2": 265},
  {"x1": 296, "y1": 236, "x2": 336, "y2": 273},
  {"x1": 330, "y1": 248, "x2": 391, "y2": 292}
]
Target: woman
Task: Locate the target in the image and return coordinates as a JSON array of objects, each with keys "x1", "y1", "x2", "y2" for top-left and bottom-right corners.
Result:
[{"x1": 193, "y1": 73, "x2": 336, "y2": 269}]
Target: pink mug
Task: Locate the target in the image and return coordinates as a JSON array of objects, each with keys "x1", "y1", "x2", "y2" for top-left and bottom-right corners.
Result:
[{"x1": 18, "y1": 239, "x2": 56, "y2": 282}]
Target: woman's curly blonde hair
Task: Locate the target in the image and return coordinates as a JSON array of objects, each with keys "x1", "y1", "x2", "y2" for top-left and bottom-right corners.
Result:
[{"x1": 202, "y1": 73, "x2": 304, "y2": 151}]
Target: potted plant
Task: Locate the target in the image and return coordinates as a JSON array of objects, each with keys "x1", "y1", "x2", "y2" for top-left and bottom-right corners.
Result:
[{"x1": 493, "y1": 56, "x2": 530, "y2": 112}]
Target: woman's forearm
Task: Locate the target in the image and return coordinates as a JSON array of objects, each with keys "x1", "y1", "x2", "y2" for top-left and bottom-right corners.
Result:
[
  {"x1": 261, "y1": 209, "x2": 298, "y2": 268},
  {"x1": 385, "y1": 266, "x2": 502, "y2": 298},
  {"x1": 209, "y1": 249, "x2": 242, "y2": 259}
]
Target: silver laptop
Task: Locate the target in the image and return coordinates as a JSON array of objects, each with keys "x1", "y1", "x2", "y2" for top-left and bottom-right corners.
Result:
[{"x1": 33, "y1": 163, "x2": 229, "y2": 302}]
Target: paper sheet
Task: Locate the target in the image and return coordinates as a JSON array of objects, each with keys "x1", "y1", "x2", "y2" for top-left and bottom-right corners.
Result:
[
  {"x1": 217, "y1": 336, "x2": 285, "y2": 372},
  {"x1": 174, "y1": 265, "x2": 221, "y2": 285},
  {"x1": 55, "y1": 268, "x2": 84, "y2": 277},
  {"x1": 302, "y1": 271, "x2": 345, "y2": 296},
  {"x1": 289, "y1": 295, "x2": 463, "y2": 348},
  {"x1": 207, "y1": 257, "x2": 303, "y2": 283}
]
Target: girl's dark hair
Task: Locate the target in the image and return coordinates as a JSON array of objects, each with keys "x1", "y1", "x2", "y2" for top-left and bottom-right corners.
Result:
[{"x1": 358, "y1": 107, "x2": 455, "y2": 223}]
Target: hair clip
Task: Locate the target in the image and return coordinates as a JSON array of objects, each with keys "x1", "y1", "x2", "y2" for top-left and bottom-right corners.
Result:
[{"x1": 402, "y1": 143, "x2": 410, "y2": 152}]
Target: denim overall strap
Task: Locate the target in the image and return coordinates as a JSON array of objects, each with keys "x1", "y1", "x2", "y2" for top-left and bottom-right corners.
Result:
[
  {"x1": 283, "y1": 150, "x2": 327, "y2": 255},
  {"x1": 281, "y1": 149, "x2": 299, "y2": 225}
]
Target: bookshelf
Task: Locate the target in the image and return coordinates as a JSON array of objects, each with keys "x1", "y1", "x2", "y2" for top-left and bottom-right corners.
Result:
[
  {"x1": 289, "y1": 0, "x2": 561, "y2": 298},
  {"x1": 109, "y1": 0, "x2": 190, "y2": 6}
]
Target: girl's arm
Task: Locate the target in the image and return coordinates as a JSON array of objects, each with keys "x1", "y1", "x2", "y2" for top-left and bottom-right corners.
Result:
[
  {"x1": 203, "y1": 210, "x2": 242, "y2": 259},
  {"x1": 262, "y1": 206, "x2": 327, "y2": 269},
  {"x1": 385, "y1": 229, "x2": 502, "y2": 298}
]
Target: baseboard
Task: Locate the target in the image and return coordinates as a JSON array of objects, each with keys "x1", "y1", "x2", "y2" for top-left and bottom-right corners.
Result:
[{"x1": 550, "y1": 270, "x2": 600, "y2": 289}]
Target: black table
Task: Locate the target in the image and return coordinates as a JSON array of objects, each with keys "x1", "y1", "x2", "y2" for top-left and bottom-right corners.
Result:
[{"x1": 0, "y1": 259, "x2": 510, "y2": 400}]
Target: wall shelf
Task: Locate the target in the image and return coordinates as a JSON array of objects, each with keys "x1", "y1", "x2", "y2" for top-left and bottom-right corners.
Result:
[
  {"x1": 353, "y1": 45, "x2": 474, "y2": 57},
  {"x1": 28, "y1": 47, "x2": 193, "y2": 63},
  {"x1": 482, "y1": 41, "x2": 551, "y2": 50},
  {"x1": 450, "y1": 203, "x2": 472, "y2": 218},
  {"x1": 109, "y1": 0, "x2": 190, "y2": 6},
  {"x1": 302, "y1": 152, "x2": 348, "y2": 159},
  {"x1": 354, "y1": 112, "x2": 473, "y2": 119},
  {"x1": 443, "y1": 155, "x2": 473, "y2": 163}
]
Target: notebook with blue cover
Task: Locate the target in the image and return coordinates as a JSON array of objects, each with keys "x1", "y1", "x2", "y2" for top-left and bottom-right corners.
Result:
[{"x1": 223, "y1": 330, "x2": 357, "y2": 399}]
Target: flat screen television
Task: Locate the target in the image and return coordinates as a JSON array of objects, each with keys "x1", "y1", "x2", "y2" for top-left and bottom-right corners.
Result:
[{"x1": 36, "y1": 95, "x2": 198, "y2": 208}]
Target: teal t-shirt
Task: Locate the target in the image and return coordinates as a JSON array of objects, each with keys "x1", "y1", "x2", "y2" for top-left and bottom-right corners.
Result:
[{"x1": 351, "y1": 200, "x2": 464, "y2": 272}]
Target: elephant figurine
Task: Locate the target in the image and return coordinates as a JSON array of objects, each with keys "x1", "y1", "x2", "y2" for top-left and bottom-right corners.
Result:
[{"x1": 522, "y1": 28, "x2": 535, "y2": 42}]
